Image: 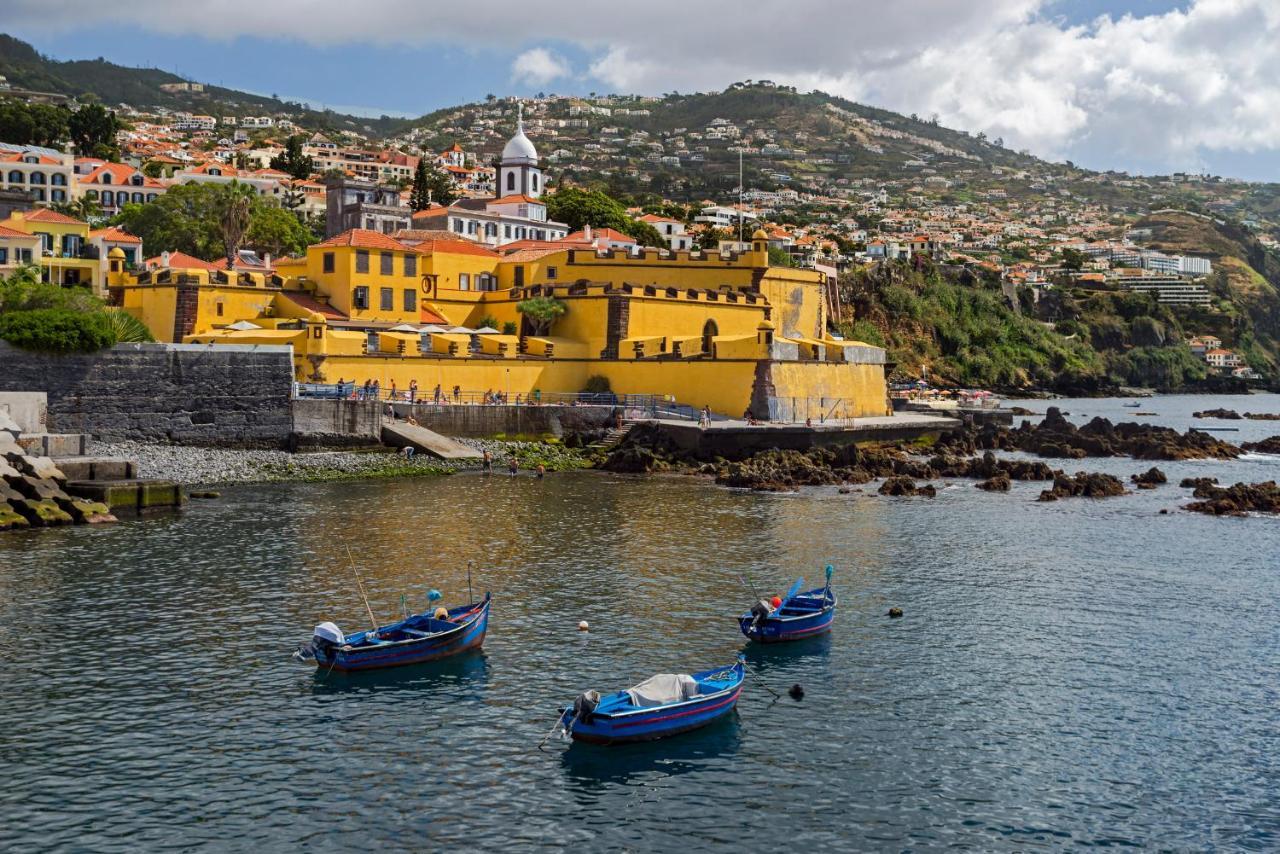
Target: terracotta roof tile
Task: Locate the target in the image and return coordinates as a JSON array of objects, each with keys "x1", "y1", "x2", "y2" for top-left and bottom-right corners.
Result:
[
  {"x1": 316, "y1": 229, "x2": 414, "y2": 252},
  {"x1": 88, "y1": 226, "x2": 142, "y2": 244},
  {"x1": 23, "y1": 208, "x2": 86, "y2": 225}
]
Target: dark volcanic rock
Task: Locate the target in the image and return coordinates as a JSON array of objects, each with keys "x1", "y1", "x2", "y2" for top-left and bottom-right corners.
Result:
[
  {"x1": 1131, "y1": 467, "x2": 1167, "y2": 488},
  {"x1": 1038, "y1": 471, "x2": 1127, "y2": 501},
  {"x1": 976, "y1": 472, "x2": 1011, "y2": 491},
  {"x1": 1242, "y1": 436, "x2": 1280, "y2": 455},
  {"x1": 878, "y1": 476, "x2": 935, "y2": 497},
  {"x1": 1192, "y1": 408, "x2": 1243, "y2": 420},
  {"x1": 973, "y1": 406, "x2": 1240, "y2": 461},
  {"x1": 1244, "y1": 412, "x2": 1280, "y2": 421},
  {"x1": 1184, "y1": 481, "x2": 1280, "y2": 516},
  {"x1": 1180, "y1": 476, "x2": 1219, "y2": 490}
]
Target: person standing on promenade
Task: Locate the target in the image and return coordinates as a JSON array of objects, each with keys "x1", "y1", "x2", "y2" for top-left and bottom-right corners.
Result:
[
  {"x1": 372, "y1": 380, "x2": 381, "y2": 401},
  {"x1": 433, "y1": 383, "x2": 442, "y2": 404},
  {"x1": 453, "y1": 384, "x2": 461, "y2": 403},
  {"x1": 409, "y1": 379, "x2": 418, "y2": 403}
]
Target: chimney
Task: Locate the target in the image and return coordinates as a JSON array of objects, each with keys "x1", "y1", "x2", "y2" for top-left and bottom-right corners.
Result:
[
  {"x1": 263, "y1": 252, "x2": 271, "y2": 269},
  {"x1": 584, "y1": 224, "x2": 593, "y2": 243},
  {"x1": 161, "y1": 251, "x2": 170, "y2": 268}
]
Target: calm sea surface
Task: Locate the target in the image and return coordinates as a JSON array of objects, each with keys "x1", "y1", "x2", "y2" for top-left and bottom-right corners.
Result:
[{"x1": 2, "y1": 395, "x2": 1279, "y2": 851}]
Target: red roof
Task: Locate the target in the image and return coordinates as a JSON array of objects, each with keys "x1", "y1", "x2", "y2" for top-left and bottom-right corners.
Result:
[
  {"x1": 79, "y1": 162, "x2": 164, "y2": 188},
  {"x1": 0, "y1": 152, "x2": 63, "y2": 165},
  {"x1": 23, "y1": 208, "x2": 86, "y2": 225},
  {"x1": 316, "y1": 229, "x2": 414, "y2": 252},
  {"x1": 145, "y1": 251, "x2": 218, "y2": 271},
  {"x1": 282, "y1": 291, "x2": 347, "y2": 320},
  {"x1": 0, "y1": 224, "x2": 38, "y2": 239},
  {"x1": 637, "y1": 213, "x2": 678, "y2": 224},
  {"x1": 89, "y1": 226, "x2": 142, "y2": 244},
  {"x1": 411, "y1": 238, "x2": 499, "y2": 258},
  {"x1": 489, "y1": 194, "x2": 543, "y2": 206},
  {"x1": 564, "y1": 227, "x2": 635, "y2": 244}
]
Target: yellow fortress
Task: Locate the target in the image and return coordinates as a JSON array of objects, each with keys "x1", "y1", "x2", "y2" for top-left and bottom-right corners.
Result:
[{"x1": 108, "y1": 119, "x2": 889, "y2": 420}]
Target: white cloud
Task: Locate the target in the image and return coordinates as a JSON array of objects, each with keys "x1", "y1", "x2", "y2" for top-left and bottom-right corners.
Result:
[
  {"x1": 510, "y1": 47, "x2": 571, "y2": 86},
  {"x1": 7, "y1": 0, "x2": 1280, "y2": 176}
]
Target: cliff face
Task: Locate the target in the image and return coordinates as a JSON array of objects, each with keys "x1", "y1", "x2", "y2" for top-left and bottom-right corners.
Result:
[{"x1": 837, "y1": 246, "x2": 1276, "y2": 393}]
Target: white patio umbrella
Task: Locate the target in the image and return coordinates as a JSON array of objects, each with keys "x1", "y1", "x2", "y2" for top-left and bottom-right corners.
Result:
[{"x1": 226, "y1": 320, "x2": 261, "y2": 330}]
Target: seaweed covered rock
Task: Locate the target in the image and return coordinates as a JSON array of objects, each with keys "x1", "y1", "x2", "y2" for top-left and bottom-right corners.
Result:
[
  {"x1": 1241, "y1": 436, "x2": 1280, "y2": 455},
  {"x1": 1192, "y1": 408, "x2": 1242, "y2": 419},
  {"x1": 1181, "y1": 476, "x2": 1219, "y2": 491},
  {"x1": 599, "y1": 422, "x2": 692, "y2": 473},
  {"x1": 1038, "y1": 471, "x2": 1127, "y2": 501},
  {"x1": 1184, "y1": 481, "x2": 1280, "y2": 516},
  {"x1": 1131, "y1": 467, "x2": 1167, "y2": 488}
]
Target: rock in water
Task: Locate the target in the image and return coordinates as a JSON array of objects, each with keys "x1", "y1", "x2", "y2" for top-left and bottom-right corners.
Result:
[
  {"x1": 789, "y1": 684, "x2": 805, "y2": 700},
  {"x1": 1131, "y1": 467, "x2": 1167, "y2": 488},
  {"x1": 1184, "y1": 481, "x2": 1280, "y2": 516},
  {"x1": 976, "y1": 472, "x2": 1012, "y2": 491},
  {"x1": 1241, "y1": 436, "x2": 1280, "y2": 455},
  {"x1": 1038, "y1": 471, "x2": 1127, "y2": 501},
  {"x1": 887, "y1": 607, "x2": 904, "y2": 618}
]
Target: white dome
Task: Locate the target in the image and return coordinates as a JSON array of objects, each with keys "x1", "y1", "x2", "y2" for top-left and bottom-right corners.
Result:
[{"x1": 502, "y1": 128, "x2": 538, "y2": 163}]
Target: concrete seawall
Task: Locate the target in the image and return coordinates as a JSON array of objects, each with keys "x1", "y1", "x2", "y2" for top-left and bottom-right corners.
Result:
[
  {"x1": 0, "y1": 342, "x2": 295, "y2": 447},
  {"x1": 385, "y1": 402, "x2": 619, "y2": 438}
]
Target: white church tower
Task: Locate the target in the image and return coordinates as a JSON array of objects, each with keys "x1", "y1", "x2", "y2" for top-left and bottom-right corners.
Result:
[{"x1": 498, "y1": 102, "x2": 543, "y2": 198}]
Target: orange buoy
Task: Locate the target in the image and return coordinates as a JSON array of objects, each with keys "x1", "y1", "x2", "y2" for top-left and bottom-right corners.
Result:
[{"x1": 771, "y1": 595, "x2": 782, "y2": 609}]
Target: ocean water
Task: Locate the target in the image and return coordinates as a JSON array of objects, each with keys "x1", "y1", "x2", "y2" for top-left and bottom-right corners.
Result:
[{"x1": 2, "y1": 395, "x2": 1278, "y2": 850}]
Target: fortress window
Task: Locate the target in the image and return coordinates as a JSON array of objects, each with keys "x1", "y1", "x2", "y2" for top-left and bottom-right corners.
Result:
[
  {"x1": 353, "y1": 286, "x2": 369, "y2": 309},
  {"x1": 323, "y1": 252, "x2": 335, "y2": 273},
  {"x1": 403, "y1": 289, "x2": 416, "y2": 311},
  {"x1": 403, "y1": 254, "x2": 416, "y2": 276},
  {"x1": 380, "y1": 287, "x2": 393, "y2": 310},
  {"x1": 356, "y1": 250, "x2": 369, "y2": 273},
  {"x1": 546, "y1": 266, "x2": 557, "y2": 279},
  {"x1": 380, "y1": 252, "x2": 393, "y2": 275},
  {"x1": 459, "y1": 273, "x2": 471, "y2": 291}
]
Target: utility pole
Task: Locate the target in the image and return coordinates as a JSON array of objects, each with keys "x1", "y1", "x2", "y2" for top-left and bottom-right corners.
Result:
[{"x1": 738, "y1": 148, "x2": 744, "y2": 246}]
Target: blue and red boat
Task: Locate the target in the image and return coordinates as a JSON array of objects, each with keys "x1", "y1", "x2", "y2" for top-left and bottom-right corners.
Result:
[
  {"x1": 739, "y1": 569, "x2": 837, "y2": 643},
  {"x1": 296, "y1": 593, "x2": 491, "y2": 673},
  {"x1": 558, "y1": 658, "x2": 745, "y2": 745}
]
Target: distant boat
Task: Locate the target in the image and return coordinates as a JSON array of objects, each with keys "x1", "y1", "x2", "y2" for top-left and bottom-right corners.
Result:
[
  {"x1": 557, "y1": 658, "x2": 745, "y2": 745},
  {"x1": 1124, "y1": 402, "x2": 1143, "y2": 408},
  {"x1": 740, "y1": 572, "x2": 837, "y2": 643},
  {"x1": 295, "y1": 593, "x2": 491, "y2": 673}
]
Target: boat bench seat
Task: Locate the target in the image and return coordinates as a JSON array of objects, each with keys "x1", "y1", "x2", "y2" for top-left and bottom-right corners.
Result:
[{"x1": 401, "y1": 629, "x2": 431, "y2": 638}]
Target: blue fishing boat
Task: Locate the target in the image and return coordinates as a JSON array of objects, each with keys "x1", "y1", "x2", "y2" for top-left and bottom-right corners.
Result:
[
  {"x1": 739, "y1": 568, "x2": 837, "y2": 643},
  {"x1": 295, "y1": 593, "x2": 491, "y2": 673},
  {"x1": 557, "y1": 658, "x2": 745, "y2": 745}
]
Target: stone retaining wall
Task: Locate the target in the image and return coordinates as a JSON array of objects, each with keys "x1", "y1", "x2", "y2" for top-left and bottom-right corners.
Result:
[
  {"x1": 0, "y1": 341, "x2": 294, "y2": 447},
  {"x1": 386, "y1": 402, "x2": 618, "y2": 438}
]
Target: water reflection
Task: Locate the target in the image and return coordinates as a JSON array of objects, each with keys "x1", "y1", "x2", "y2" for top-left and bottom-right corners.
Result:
[
  {"x1": 308, "y1": 648, "x2": 490, "y2": 698},
  {"x1": 557, "y1": 712, "x2": 742, "y2": 790}
]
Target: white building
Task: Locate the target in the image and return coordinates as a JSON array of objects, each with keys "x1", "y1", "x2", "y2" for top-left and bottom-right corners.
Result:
[{"x1": 637, "y1": 214, "x2": 691, "y2": 251}]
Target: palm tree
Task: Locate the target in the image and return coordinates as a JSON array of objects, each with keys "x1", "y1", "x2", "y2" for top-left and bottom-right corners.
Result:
[{"x1": 218, "y1": 183, "x2": 254, "y2": 267}]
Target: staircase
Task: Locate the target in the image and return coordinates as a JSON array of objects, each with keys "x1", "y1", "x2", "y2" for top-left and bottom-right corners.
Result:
[{"x1": 588, "y1": 422, "x2": 635, "y2": 453}]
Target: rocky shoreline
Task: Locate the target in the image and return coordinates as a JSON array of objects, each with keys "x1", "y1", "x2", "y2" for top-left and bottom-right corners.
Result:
[{"x1": 93, "y1": 438, "x2": 592, "y2": 486}]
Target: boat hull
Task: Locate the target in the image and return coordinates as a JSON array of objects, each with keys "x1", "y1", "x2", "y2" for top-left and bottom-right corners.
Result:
[
  {"x1": 739, "y1": 588, "x2": 836, "y2": 643},
  {"x1": 316, "y1": 598, "x2": 490, "y2": 673}
]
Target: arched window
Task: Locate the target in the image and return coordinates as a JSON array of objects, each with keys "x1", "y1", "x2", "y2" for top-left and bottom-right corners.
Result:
[
  {"x1": 101, "y1": 190, "x2": 114, "y2": 206},
  {"x1": 702, "y1": 319, "x2": 718, "y2": 356},
  {"x1": 29, "y1": 171, "x2": 46, "y2": 185},
  {"x1": 131, "y1": 175, "x2": 143, "y2": 186},
  {"x1": 506, "y1": 171, "x2": 515, "y2": 192},
  {"x1": 86, "y1": 190, "x2": 98, "y2": 199},
  {"x1": 146, "y1": 193, "x2": 157, "y2": 202},
  {"x1": 101, "y1": 173, "x2": 112, "y2": 184},
  {"x1": 51, "y1": 173, "x2": 67, "y2": 186},
  {"x1": 6, "y1": 171, "x2": 21, "y2": 184},
  {"x1": 132, "y1": 192, "x2": 144, "y2": 203}
]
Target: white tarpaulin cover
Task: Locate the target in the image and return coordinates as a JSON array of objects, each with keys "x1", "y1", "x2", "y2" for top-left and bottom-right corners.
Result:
[{"x1": 626, "y1": 674, "x2": 699, "y2": 707}]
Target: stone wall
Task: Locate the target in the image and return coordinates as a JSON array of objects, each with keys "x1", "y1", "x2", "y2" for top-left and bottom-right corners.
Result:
[
  {"x1": 290, "y1": 398, "x2": 383, "y2": 448},
  {"x1": 386, "y1": 402, "x2": 618, "y2": 438},
  {"x1": 0, "y1": 341, "x2": 294, "y2": 447}
]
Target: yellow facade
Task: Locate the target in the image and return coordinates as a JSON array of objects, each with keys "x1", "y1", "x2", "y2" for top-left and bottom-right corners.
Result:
[
  {"x1": 1, "y1": 210, "x2": 100, "y2": 290},
  {"x1": 113, "y1": 228, "x2": 891, "y2": 418}
]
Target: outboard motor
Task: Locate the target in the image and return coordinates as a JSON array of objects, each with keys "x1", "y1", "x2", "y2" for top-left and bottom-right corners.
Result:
[
  {"x1": 310, "y1": 621, "x2": 345, "y2": 662},
  {"x1": 571, "y1": 690, "x2": 600, "y2": 727},
  {"x1": 749, "y1": 599, "x2": 772, "y2": 632}
]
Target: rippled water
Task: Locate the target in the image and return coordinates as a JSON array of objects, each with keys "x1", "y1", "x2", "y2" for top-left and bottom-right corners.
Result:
[{"x1": 2, "y1": 396, "x2": 1279, "y2": 850}]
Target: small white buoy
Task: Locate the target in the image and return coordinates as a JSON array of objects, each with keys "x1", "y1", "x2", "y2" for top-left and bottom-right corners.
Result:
[{"x1": 578, "y1": 620, "x2": 589, "y2": 632}]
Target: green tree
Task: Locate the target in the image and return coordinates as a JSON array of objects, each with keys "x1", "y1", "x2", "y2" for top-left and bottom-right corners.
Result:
[
  {"x1": 409, "y1": 159, "x2": 457, "y2": 208},
  {"x1": 545, "y1": 187, "x2": 665, "y2": 248},
  {"x1": 217, "y1": 184, "x2": 254, "y2": 266},
  {"x1": 409, "y1": 159, "x2": 433, "y2": 211},
  {"x1": 0, "y1": 100, "x2": 70, "y2": 147},
  {"x1": 48, "y1": 194, "x2": 102, "y2": 223},
  {"x1": 269, "y1": 134, "x2": 314, "y2": 179},
  {"x1": 767, "y1": 246, "x2": 793, "y2": 267},
  {"x1": 516, "y1": 296, "x2": 567, "y2": 336},
  {"x1": 245, "y1": 205, "x2": 313, "y2": 258},
  {"x1": 0, "y1": 308, "x2": 115, "y2": 353},
  {"x1": 67, "y1": 103, "x2": 121, "y2": 159},
  {"x1": 1061, "y1": 248, "x2": 1086, "y2": 271}
]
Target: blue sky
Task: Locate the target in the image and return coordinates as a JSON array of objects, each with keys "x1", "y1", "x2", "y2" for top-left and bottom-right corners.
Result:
[{"x1": 5, "y1": 0, "x2": 1278, "y2": 180}]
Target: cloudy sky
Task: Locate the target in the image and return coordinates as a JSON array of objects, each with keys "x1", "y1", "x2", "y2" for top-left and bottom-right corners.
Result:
[{"x1": 6, "y1": 0, "x2": 1279, "y2": 180}]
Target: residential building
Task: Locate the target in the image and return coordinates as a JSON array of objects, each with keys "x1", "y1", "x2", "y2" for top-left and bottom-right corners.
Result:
[
  {"x1": 0, "y1": 145, "x2": 75, "y2": 204},
  {"x1": 75, "y1": 161, "x2": 166, "y2": 217},
  {"x1": 324, "y1": 177, "x2": 413, "y2": 237},
  {"x1": 0, "y1": 223, "x2": 40, "y2": 273},
  {"x1": 637, "y1": 214, "x2": 691, "y2": 251},
  {"x1": 0, "y1": 209, "x2": 101, "y2": 291}
]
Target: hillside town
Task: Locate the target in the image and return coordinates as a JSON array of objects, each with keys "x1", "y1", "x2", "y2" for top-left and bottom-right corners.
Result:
[{"x1": 0, "y1": 79, "x2": 1272, "y2": 383}]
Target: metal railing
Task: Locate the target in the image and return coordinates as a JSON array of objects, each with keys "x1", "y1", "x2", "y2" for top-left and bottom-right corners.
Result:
[{"x1": 295, "y1": 384, "x2": 693, "y2": 417}]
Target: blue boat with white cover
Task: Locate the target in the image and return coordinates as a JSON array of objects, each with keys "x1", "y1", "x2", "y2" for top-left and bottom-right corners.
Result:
[
  {"x1": 558, "y1": 658, "x2": 745, "y2": 745},
  {"x1": 739, "y1": 568, "x2": 837, "y2": 643},
  {"x1": 296, "y1": 593, "x2": 491, "y2": 673}
]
